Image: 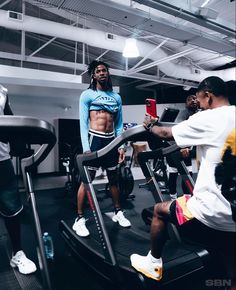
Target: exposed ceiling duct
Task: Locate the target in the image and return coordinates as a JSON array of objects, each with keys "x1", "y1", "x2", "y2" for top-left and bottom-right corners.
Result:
[{"x1": 0, "y1": 9, "x2": 235, "y2": 83}]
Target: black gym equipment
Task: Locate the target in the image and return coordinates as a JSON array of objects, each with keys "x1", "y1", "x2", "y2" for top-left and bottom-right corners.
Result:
[
  {"x1": 60, "y1": 124, "x2": 209, "y2": 290},
  {"x1": 0, "y1": 116, "x2": 56, "y2": 290},
  {"x1": 102, "y1": 155, "x2": 135, "y2": 201},
  {"x1": 138, "y1": 141, "x2": 169, "y2": 193},
  {"x1": 59, "y1": 142, "x2": 81, "y2": 197},
  {"x1": 117, "y1": 156, "x2": 135, "y2": 200},
  {"x1": 159, "y1": 108, "x2": 179, "y2": 122},
  {"x1": 96, "y1": 147, "x2": 135, "y2": 201},
  {"x1": 139, "y1": 143, "x2": 195, "y2": 226}
]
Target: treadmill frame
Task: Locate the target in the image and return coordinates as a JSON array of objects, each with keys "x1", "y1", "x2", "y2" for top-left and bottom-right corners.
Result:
[
  {"x1": 0, "y1": 116, "x2": 56, "y2": 290},
  {"x1": 61, "y1": 123, "x2": 209, "y2": 289}
]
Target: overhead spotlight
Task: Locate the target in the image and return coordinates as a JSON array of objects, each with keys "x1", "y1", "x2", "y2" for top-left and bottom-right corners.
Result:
[{"x1": 122, "y1": 38, "x2": 140, "y2": 58}]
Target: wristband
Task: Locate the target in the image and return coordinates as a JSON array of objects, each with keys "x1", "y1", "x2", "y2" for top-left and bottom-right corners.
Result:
[{"x1": 145, "y1": 122, "x2": 154, "y2": 131}]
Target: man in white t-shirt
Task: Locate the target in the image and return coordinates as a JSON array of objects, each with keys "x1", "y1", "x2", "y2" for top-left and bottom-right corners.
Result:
[{"x1": 130, "y1": 76, "x2": 236, "y2": 290}]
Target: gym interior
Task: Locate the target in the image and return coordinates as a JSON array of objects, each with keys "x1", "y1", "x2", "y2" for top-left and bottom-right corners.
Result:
[{"x1": 0, "y1": 1, "x2": 235, "y2": 290}]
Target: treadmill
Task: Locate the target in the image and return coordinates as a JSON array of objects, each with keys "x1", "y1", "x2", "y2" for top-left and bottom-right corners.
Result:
[
  {"x1": 59, "y1": 124, "x2": 209, "y2": 290},
  {"x1": 140, "y1": 143, "x2": 195, "y2": 226},
  {"x1": 0, "y1": 116, "x2": 56, "y2": 290}
]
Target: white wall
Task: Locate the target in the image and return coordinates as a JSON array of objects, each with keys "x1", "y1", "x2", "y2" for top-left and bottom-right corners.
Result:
[
  {"x1": 9, "y1": 94, "x2": 184, "y2": 173},
  {"x1": 123, "y1": 103, "x2": 185, "y2": 124},
  {"x1": 10, "y1": 94, "x2": 81, "y2": 173}
]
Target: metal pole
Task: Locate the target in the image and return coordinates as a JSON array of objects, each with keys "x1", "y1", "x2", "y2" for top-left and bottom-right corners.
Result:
[{"x1": 25, "y1": 171, "x2": 52, "y2": 290}]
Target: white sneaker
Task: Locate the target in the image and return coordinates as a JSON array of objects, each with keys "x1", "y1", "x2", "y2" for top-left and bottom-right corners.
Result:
[
  {"x1": 72, "y1": 217, "x2": 90, "y2": 237},
  {"x1": 10, "y1": 250, "x2": 37, "y2": 274},
  {"x1": 170, "y1": 193, "x2": 178, "y2": 200},
  {"x1": 130, "y1": 251, "x2": 162, "y2": 281},
  {"x1": 112, "y1": 211, "x2": 131, "y2": 228}
]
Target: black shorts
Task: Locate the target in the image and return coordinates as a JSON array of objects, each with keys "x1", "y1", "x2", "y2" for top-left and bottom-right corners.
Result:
[
  {"x1": 88, "y1": 129, "x2": 119, "y2": 171},
  {"x1": 0, "y1": 159, "x2": 23, "y2": 217},
  {"x1": 169, "y1": 199, "x2": 236, "y2": 251},
  {"x1": 166, "y1": 154, "x2": 192, "y2": 167}
]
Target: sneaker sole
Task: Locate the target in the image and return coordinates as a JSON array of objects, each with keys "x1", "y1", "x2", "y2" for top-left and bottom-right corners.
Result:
[
  {"x1": 10, "y1": 261, "x2": 37, "y2": 274},
  {"x1": 10, "y1": 260, "x2": 17, "y2": 268},
  {"x1": 112, "y1": 217, "x2": 131, "y2": 228},
  {"x1": 131, "y1": 262, "x2": 162, "y2": 281},
  {"x1": 75, "y1": 231, "x2": 90, "y2": 237},
  {"x1": 72, "y1": 224, "x2": 90, "y2": 237},
  {"x1": 73, "y1": 226, "x2": 90, "y2": 237}
]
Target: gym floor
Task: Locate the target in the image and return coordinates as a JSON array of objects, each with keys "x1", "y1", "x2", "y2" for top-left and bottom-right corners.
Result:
[{"x1": 0, "y1": 170, "x2": 229, "y2": 290}]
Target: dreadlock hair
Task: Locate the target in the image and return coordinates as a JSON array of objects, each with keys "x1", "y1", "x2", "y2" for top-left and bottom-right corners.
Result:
[
  {"x1": 197, "y1": 76, "x2": 226, "y2": 97},
  {"x1": 87, "y1": 60, "x2": 113, "y2": 91}
]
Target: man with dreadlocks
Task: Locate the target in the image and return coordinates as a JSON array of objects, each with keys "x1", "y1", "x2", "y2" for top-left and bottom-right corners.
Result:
[{"x1": 72, "y1": 60, "x2": 131, "y2": 237}]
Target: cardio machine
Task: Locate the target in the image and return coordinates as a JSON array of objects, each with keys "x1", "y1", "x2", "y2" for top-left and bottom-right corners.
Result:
[
  {"x1": 59, "y1": 124, "x2": 209, "y2": 290},
  {"x1": 59, "y1": 142, "x2": 81, "y2": 198},
  {"x1": 0, "y1": 116, "x2": 56, "y2": 290}
]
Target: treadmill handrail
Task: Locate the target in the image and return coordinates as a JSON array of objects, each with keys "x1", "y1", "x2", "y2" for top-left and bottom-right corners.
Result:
[
  {"x1": 0, "y1": 115, "x2": 56, "y2": 169},
  {"x1": 77, "y1": 122, "x2": 176, "y2": 168},
  {"x1": 0, "y1": 115, "x2": 55, "y2": 142},
  {"x1": 77, "y1": 125, "x2": 145, "y2": 167},
  {"x1": 0, "y1": 115, "x2": 56, "y2": 290}
]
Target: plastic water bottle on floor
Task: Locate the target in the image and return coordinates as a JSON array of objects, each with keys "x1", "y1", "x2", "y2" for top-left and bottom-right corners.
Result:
[{"x1": 43, "y1": 232, "x2": 54, "y2": 260}]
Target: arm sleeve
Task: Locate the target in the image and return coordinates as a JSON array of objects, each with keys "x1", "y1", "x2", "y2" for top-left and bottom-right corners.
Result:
[
  {"x1": 114, "y1": 95, "x2": 124, "y2": 150},
  {"x1": 114, "y1": 95, "x2": 123, "y2": 137},
  {"x1": 79, "y1": 91, "x2": 91, "y2": 152}
]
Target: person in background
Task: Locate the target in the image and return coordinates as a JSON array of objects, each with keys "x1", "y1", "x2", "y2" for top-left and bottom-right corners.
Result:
[
  {"x1": 226, "y1": 80, "x2": 236, "y2": 106},
  {"x1": 72, "y1": 60, "x2": 131, "y2": 237},
  {"x1": 130, "y1": 76, "x2": 236, "y2": 290},
  {"x1": 0, "y1": 84, "x2": 37, "y2": 274},
  {"x1": 166, "y1": 94, "x2": 199, "y2": 199},
  {"x1": 175, "y1": 94, "x2": 199, "y2": 122}
]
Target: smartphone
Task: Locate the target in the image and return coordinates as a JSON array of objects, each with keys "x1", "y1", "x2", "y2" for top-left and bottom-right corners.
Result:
[{"x1": 145, "y1": 98, "x2": 157, "y2": 118}]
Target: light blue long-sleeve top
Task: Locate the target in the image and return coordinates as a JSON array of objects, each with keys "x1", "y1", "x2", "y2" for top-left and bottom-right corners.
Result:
[{"x1": 79, "y1": 89, "x2": 123, "y2": 152}]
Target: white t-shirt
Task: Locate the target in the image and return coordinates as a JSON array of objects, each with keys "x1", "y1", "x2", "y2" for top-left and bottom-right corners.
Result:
[
  {"x1": 172, "y1": 105, "x2": 236, "y2": 232},
  {"x1": 0, "y1": 85, "x2": 10, "y2": 161}
]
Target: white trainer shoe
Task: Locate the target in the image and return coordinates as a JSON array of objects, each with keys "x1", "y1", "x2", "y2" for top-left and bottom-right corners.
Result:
[
  {"x1": 72, "y1": 217, "x2": 90, "y2": 237},
  {"x1": 170, "y1": 193, "x2": 178, "y2": 200},
  {"x1": 112, "y1": 211, "x2": 131, "y2": 228},
  {"x1": 130, "y1": 251, "x2": 163, "y2": 281},
  {"x1": 10, "y1": 250, "x2": 37, "y2": 274}
]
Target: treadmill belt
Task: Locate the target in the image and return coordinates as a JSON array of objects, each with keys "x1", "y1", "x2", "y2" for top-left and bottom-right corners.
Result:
[{"x1": 64, "y1": 210, "x2": 207, "y2": 279}]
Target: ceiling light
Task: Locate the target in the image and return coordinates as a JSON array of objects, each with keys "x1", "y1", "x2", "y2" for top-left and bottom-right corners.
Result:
[
  {"x1": 201, "y1": 0, "x2": 211, "y2": 8},
  {"x1": 122, "y1": 38, "x2": 140, "y2": 58}
]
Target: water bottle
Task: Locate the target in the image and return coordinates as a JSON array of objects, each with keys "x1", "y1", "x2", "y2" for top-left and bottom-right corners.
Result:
[{"x1": 42, "y1": 232, "x2": 54, "y2": 260}]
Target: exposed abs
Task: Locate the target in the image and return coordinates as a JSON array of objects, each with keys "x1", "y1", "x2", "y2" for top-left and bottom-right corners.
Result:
[{"x1": 90, "y1": 110, "x2": 114, "y2": 132}]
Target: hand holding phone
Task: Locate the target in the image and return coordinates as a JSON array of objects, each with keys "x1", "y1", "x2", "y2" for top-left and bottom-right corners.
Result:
[{"x1": 145, "y1": 98, "x2": 157, "y2": 118}]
